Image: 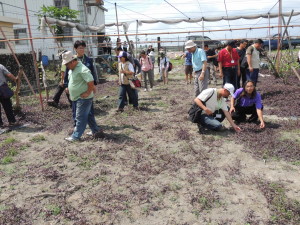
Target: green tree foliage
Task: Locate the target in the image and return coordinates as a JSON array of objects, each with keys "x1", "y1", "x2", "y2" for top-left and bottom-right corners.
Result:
[{"x1": 37, "y1": 6, "x2": 79, "y2": 36}]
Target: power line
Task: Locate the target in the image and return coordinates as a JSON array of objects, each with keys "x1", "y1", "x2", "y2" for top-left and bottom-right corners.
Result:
[{"x1": 163, "y1": 0, "x2": 190, "y2": 20}]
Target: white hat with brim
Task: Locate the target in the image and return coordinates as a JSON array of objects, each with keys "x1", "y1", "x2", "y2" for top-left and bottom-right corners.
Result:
[
  {"x1": 62, "y1": 51, "x2": 76, "y2": 65},
  {"x1": 223, "y1": 83, "x2": 235, "y2": 96},
  {"x1": 185, "y1": 40, "x2": 197, "y2": 49}
]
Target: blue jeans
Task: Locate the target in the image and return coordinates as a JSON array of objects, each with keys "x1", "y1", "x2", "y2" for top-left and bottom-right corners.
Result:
[
  {"x1": 199, "y1": 110, "x2": 226, "y2": 131},
  {"x1": 246, "y1": 68, "x2": 259, "y2": 85},
  {"x1": 223, "y1": 67, "x2": 238, "y2": 90},
  {"x1": 71, "y1": 98, "x2": 99, "y2": 140},
  {"x1": 118, "y1": 84, "x2": 138, "y2": 109},
  {"x1": 72, "y1": 100, "x2": 95, "y2": 127}
]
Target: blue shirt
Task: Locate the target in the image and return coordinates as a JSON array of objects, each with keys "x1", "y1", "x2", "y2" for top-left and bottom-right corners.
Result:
[
  {"x1": 233, "y1": 88, "x2": 263, "y2": 109},
  {"x1": 192, "y1": 48, "x2": 207, "y2": 71},
  {"x1": 184, "y1": 51, "x2": 192, "y2": 66}
]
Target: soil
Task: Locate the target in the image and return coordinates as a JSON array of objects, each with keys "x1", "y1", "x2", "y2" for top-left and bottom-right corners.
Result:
[{"x1": 0, "y1": 62, "x2": 299, "y2": 225}]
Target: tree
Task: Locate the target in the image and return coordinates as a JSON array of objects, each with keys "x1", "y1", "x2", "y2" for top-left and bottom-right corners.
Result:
[{"x1": 37, "y1": 6, "x2": 79, "y2": 43}]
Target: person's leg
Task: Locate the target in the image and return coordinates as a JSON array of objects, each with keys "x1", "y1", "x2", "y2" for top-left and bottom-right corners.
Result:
[
  {"x1": 246, "y1": 69, "x2": 251, "y2": 81},
  {"x1": 66, "y1": 93, "x2": 72, "y2": 107},
  {"x1": 1, "y1": 98, "x2": 16, "y2": 124},
  {"x1": 118, "y1": 85, "x2": 127, "y2": 110},
  {"x1": 222, "y1": 67, "x2": 231, "y2": 86},
  {"x1": 165, "y1": 71, "x2": 168, "y2": 84},
  {"x1": 52, "y1": 85, "x2": 65, "y2": 104},
  {"x1": 200, "y1": 114, "x2": 222, "y2": 131},
  {"x1": 198, "y1": 69, "x2": 209, "y2": 95},
  {"x1": 71, "y1": 98, "x2": 92, "y2": 140},
  {"x1": 87, "y1": 100, "x2": 100, "y2": 134},
  {"x1": 210, "y1": 62, "x2": 217, "y2": 85},
  {"x1": 250, "y1": 69, "x2": 259, "y2": 85},
  {"x1": 194, "y1": 71, "x2": 201, "y2": 97},
  {"x1": 247, "y1": 105, "x2": 259, "y2": 122},
  {"x1": 0, "y1": 100, "x2": 3, "y2": 126},
  {"x1": 126, "y1": 85, "x2": 138, "y2": 107},
  {"x1": 232, "y1": 105, "x2": 247, "y2": 122},
  {"x1": 232, "y1": 67, "x2": 238, "y2": 90},
  {"x1": 149, "y1": 69, "x2": 154, "y2": 88},
  {"x1": 71, "y1": 100, "x2": 77, "y2": 127},
  {"x1": 162, "y1": 68, "x2": 166, "y2": 85},
  {"x1": 207, "y1": 66, "x2": 211, "y2": 84},
  {"x1": 142, "y1": 71, "x2": 148, "y2": 90}
]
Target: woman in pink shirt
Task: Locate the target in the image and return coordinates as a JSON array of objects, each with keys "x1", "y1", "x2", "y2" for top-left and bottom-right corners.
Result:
[{"x1": 139, "y1": 50, "x2": 154, "y2": 91}]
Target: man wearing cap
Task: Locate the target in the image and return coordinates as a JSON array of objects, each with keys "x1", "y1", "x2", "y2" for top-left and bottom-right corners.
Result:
[
  {"x1": 246, "y1": 39, "x2": 263, "y2": 85},
  {"x1": 185, "y1": 40, "x2": 208, "y2": 97},
  {"x1": 218, "y1": 41, "x2": 240, "y2": 90},
  {"x1": 194, "y1": 83, "x2": 241, "y2": 132},
  {"x1": 62, "y1": 51, "x2": 102, "y2": 142}
]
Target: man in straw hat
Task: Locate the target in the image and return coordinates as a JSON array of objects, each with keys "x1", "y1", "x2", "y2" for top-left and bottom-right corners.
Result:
[
  {"x1": 185, "y1": 40, "x2": 209, "y2": 96},
  {"x1": 62, "y1": 51, "x2": 103, "y2": 142}
]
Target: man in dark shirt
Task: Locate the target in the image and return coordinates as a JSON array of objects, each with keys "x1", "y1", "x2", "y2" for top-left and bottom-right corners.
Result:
[
  {"x1": 204, "y1": 45, "x2": 218, "y2": 85},
  {"x1": 236, "y1": 40, "x2": 248, "y2": 88}
]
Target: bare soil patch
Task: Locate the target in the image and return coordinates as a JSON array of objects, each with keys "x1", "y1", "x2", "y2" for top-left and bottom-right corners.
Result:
[{"x1": 0, "y1": 66, "x2": 299, "y2": 224}]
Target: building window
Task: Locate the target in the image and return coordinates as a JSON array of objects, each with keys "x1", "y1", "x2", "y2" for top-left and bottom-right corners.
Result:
[
  {"x1": 54, "y1": 0, "x2": 69, "y2": 8},
  {"x1": 62, "y1": 27, "x2": 73, "y2": 42},
  {"x1": 87, "y1": 6, "x2": 91, "y2": 14},
  {"x1": 0, "y1": 39, "x2": 5, "y2": 49},
  {"x1": 14, "y1": 28, "x2": 28, "y2": 45}
]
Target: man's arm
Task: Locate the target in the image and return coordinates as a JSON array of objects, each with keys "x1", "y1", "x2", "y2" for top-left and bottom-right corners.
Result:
[
  {"x1": 199, "y1": 61, "x2": 207, "y2": 81},
  {"x1": 223, "y1": 110, "x2": 241, "y2": 132},
  {"x1": 194, "y1": 97, "x2": 213, "y2": 115},
  {"x1": 247, "y1": 54, "x2": 253, "y2": 72},
  {"x1": 80, "y1": 81, "x2": 94, "y2": 98},
  {"x1": 6, "y1": 73, "x2": 17, "y2": 83}
]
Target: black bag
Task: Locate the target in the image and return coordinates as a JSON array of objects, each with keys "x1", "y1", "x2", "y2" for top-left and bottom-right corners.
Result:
[
  {"x1": 188, "y1": 90, "x2": 214, "y2": 123},
  {"x1": 0, "y1": 83, "x2": 14, "y2": 99}
]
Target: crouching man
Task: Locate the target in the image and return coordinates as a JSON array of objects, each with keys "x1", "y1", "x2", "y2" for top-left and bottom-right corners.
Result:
[
  {"x1": 194, "y1": 83, "x2": 241, "y2": 133},
  {"x1": 62, "y1": 51, "x2": 103, "y2": 142}
]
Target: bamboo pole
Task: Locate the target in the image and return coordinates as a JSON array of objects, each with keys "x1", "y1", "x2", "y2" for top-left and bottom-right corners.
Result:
[
  {"x1": 0, "y1": 27, "x2": 36, "y2": 96},
  {"x1": 24, "y1": 0, "x2": 44, "y2": 111},
  {"x1": 1, "y1": 24, "x2": 300, "y2": 43}
]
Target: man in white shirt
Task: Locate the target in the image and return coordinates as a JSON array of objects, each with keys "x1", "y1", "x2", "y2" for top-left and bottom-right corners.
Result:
[{"x1": 194, "y1": 83, "x2": 241, "y2": 133}]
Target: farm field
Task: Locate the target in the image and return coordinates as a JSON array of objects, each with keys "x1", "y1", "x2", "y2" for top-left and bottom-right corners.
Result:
[{"x1": 0, "y1": 62, "x2": 300, "y2": 225}]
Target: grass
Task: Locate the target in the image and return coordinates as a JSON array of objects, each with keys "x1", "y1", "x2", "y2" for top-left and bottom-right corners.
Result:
[
  {"x1": 47, "y1": 205, "x2": 61, "y2": 216},
  {"x1": 30, "y1": 135, "x2": 46, "y2": 143},
  {"x1": 1, "y1": 156, "x2": 13, "y2": 164}
]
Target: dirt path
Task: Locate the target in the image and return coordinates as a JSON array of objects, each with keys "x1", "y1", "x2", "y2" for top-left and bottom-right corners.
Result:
[{"x1": 0, "y1": 69, "x2": 299, "y2": 224}]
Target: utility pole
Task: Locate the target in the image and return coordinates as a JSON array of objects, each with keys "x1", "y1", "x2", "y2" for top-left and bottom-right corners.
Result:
[
  {"x1": 115, "y1": 2, "x2": 120, "y2": 47},
  {"x1": 24, "y1": 0, "x2": 44, "y2": 111},
  {"x1": 276, "y1": 0, "x2": 282, "y2": 71}
]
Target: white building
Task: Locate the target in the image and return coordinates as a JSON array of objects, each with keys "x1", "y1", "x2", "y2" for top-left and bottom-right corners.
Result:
[{"x1": 0, "y1": 0, "x2": 107, "y2": 59}]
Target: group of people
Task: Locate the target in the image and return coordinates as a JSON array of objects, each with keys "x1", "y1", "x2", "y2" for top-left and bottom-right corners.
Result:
[
  {"x1": 0, "y1": 37, "x2": 268, "y2": 140},
  {"x1": 102, "y1": 37, "x2": 112, "y2": 55},
  {"x1": 184, "y1": 39, "x2": 266, "y2": 132}
]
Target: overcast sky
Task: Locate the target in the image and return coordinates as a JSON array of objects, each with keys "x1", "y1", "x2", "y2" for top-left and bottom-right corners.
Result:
[{"x1": 102, "y1": 0, "x2": 300, "y2": 45}]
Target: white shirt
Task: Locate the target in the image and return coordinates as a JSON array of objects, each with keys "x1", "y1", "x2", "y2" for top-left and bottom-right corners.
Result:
[{"x1": 197, "y1": 88, "x2": 228, "y2": 113}]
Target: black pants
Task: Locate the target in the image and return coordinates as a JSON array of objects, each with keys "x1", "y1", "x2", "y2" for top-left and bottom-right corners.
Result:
[
  {"x1": 53, "y1": 85, "x2": 72, "y2": 106},
  {"x1": 0, "y1": 97, "x2": 16, "y2": 125},
  {"x1": 107, "y1": 47, "x2": 111, "y2": 55},
  {"x1": 232, "y1": 105, "x2": 258, "y2": 122},
  {"x1": 237, "y1": 67, "x2": 247, "y2": 89}
]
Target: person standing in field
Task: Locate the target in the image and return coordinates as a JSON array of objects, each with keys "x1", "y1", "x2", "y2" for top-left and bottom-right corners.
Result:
[
  {"x1": 181, "y1": 50, "x2": 193, "y2": 84},
  {"x1": 140, "y1": 50, "x2": 154, "y2": 91},
  {"x1": 236, "y1": 39, "x2": 248, "y2": 88},
  {"x1": 159, "y1": 51, "x2": 170, "y2": 85},
  {"x1": 185, "y1": 40, "x2": 208, "y2": 96},
  {"x1": 246, "y1": 39, "x2": 263, "y2": 85},
  {"x1": 218, "y1": 40, "x2": 240, "y2": 90}
]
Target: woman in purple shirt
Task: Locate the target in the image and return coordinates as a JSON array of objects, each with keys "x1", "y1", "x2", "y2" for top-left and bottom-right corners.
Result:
[{"x1": 230, "y1": 80, "x2": 265, "y2": 129}]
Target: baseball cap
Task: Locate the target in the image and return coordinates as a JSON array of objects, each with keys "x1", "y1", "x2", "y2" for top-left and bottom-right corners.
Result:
[
  {"x1": 223, "y1": 83, "x2": 235, "y2": 96},
  {"x1": 118, "y1": 51, "x2": 128, "y2": 59}
]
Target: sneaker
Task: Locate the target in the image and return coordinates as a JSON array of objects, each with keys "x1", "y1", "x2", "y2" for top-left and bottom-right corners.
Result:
[
  {"x1": 149, "y1": 88, "x2": 153, "y2": 91},
  {"x1": 65, "y1": 136, "x2": 79, "y2": 142},
  {"x1": 144, "y1": 88, "x2": 147, "y2": 92},
  {"x1": 47, "y1": 100, "x2": 58, "y2": 108},
  {"x1": 86, "y1": 131, "x2": 93, "y2": 136}
]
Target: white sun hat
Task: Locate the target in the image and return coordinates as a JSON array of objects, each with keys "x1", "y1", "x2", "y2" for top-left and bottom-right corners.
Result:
[
  {"x1": 62, "y1": 51, "x2": 76, "y2": 65},
  {"x1": 185, "y1": 40, "x2": 197, "y2": 49}
]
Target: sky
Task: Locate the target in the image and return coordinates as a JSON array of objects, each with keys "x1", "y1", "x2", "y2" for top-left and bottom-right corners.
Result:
[{"x1": 101, "y1": 0, "x2": 300, "y2": 46}]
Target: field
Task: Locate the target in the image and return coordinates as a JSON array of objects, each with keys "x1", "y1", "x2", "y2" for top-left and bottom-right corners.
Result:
[{"x1": 0, "y1": 60, "x2": 300, "y2": 225}]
